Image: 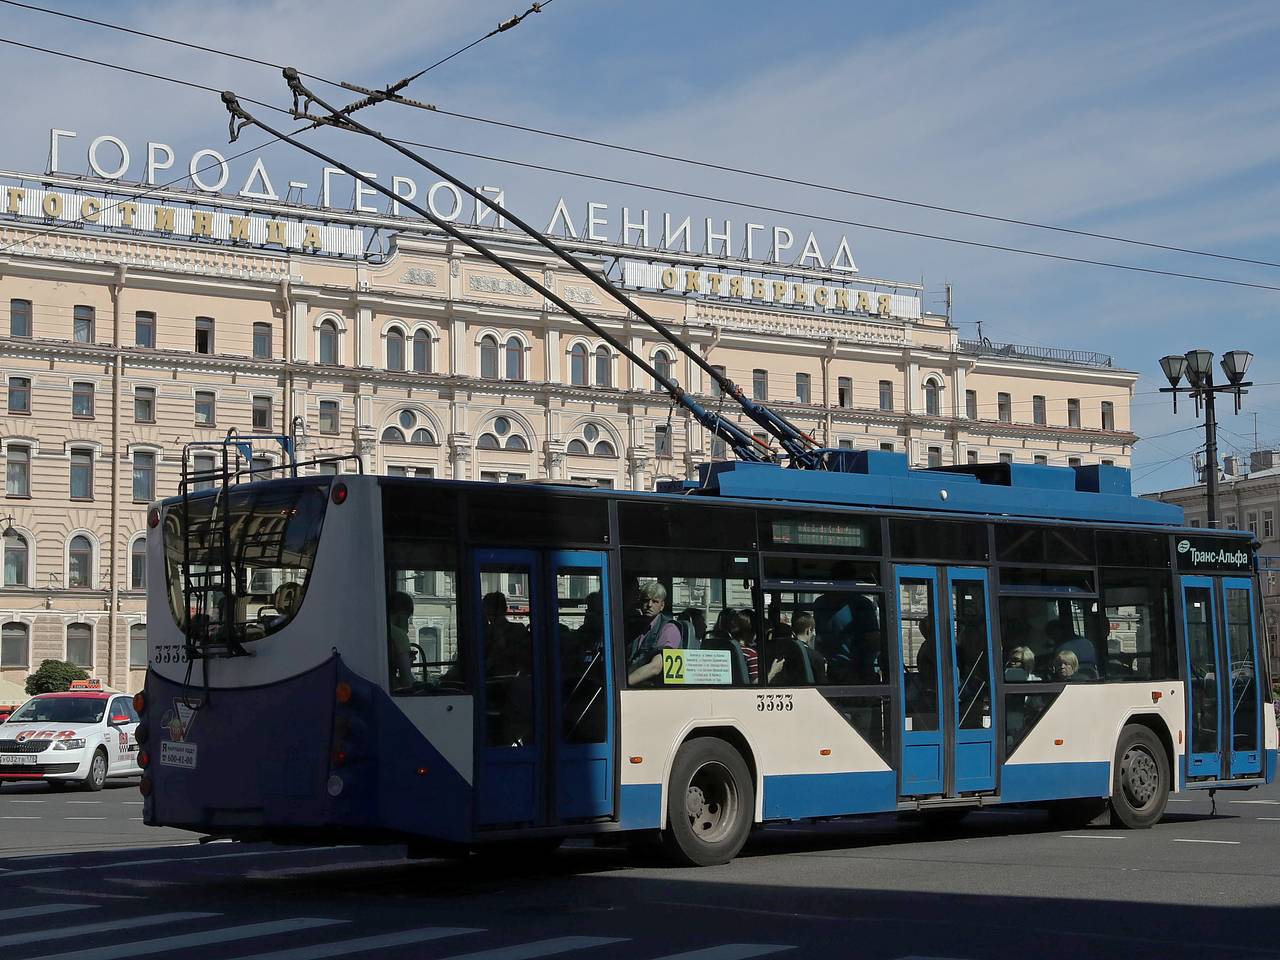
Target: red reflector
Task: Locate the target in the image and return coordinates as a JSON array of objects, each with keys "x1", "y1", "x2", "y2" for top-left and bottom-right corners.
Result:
[
  {"x1": 331, "y1": 482, "x2": 348, "y2": 505},
  {"x1": 331, "y1": 750, "x2": 347, "y2": 767},
  {"x1": 416, "y1": 767, "x2": 428, "y2": 776},
  {"x1": 133, "y1": 691, "x2": 146, "y2": 715},
  {"x1": 147, "y1": 507, "x2": 160, "y2": 529},
  {"x1": 138, "y1": 750, "x2": 150, "y2": 769},
  {"x1": 1151, "y1": 691, "x2": 1163, "y2": 703},
  {"x1": 819, "y1": 748, "x2": 832, "y2": 757},
  {"x1": 335, "y1": 681, "x2": 353, "y2": 704},
  {"x1": 139, "y1": 776, "x2": 152, "y2": 797}
]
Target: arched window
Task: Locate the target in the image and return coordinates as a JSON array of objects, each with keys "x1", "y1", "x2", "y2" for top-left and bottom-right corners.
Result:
[
  {"x1": 654, "y1": 350, "x2": 674, "y2": 391},
  {"x1": 412, "y1": 330, "x2": 430, "y2": 373},
  {"x1": 66, "y1": 623, "x2": 92, "y2": 669},
  {"x1": 569, "y1": 343, "x2": 588, "y2": 386},
  {"x1": 1, "y1": 622, "x2": 29, "y2": 669},
  {"x1": 318, "y1": 319, "x2": 339, "y2": 365},
  {"x1": 595, "y1": 346, "x2": 611, "y2": 387},
  {"x1": 381, "y1": 426, "x2": 406, "y2": 444},
  {"x1": 476, "y1": 434, "x2": 500, "y2": 450},
  {"x1": 411, "y1": 427, "x2": 435, "y2": 445},
  {"x1": 593, "y1": 441, "x2": 616, "y2": 457},
  {"x1": 505, "y1": 435, "x2": 529, "y2": 451},
  {"x1": 387, "y1": 328, "x2": 406, "y2": 372},
  {"x1": 130, "y1": 536, "x2": 146, "y2": 591},
  {"x1": 479, "y1": 335, "x2": 499, "y2": 380},
  {"x1": 68, "y1": 535, "x2": 92, "y2": 588},
  {"x1": 566, "y1": 439, "x2": 589, "y2": 455},
  {"x1": 505, "y1": 337, "x2": 524, "y2": 380},
  {"x1": 924, "y1": 379, "x2": 941, "y2": 417},
  {"x1": 417, "y1": 625, "x2": 440, "y2": 665},
  {"x1": 2, "y1": 530, "x2": 28, "y2": 587}
]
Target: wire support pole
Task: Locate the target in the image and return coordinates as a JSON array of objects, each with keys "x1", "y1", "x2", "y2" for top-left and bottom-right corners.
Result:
[
  {"x1": 278, "y1": 69, "x2": 819, "y2": 465},
  {"x1": 220, "y1": 92, "x2": 769, "y2": 465}
]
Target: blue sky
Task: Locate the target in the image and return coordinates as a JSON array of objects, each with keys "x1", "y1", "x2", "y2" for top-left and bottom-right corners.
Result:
[{"x1": 4, "y1": 0, "x2": 1280, "y2": 492}]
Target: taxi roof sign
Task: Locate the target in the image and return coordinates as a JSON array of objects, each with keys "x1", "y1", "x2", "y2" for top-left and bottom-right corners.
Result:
[{"x1": 69, "y1": 678, "x2": 104, "y2": 690}]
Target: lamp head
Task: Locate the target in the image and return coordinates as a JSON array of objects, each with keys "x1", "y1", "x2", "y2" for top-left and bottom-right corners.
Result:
[
  {"x1": 1159, "y1": 354, "x2": 1187, "y2": 388},
  {"x1": 0, "y1": 515, "x2": 14, "y2": 539},
  {"x1": 1220, "y1": 349, "x2": 1253, "y2": 385},
  {"x1": 1184, "y1": 348, "x2": 1214, "y2": 387}
]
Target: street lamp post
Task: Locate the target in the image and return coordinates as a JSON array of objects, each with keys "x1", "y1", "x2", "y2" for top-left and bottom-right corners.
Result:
[{"x1": 1158, "y1": 348, "x2": 1253, "y2": 527}]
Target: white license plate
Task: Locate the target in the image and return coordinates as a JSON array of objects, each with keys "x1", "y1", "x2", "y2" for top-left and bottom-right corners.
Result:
[{"x1": 0, "y1": 754, "x2": 37, "y2": 765}]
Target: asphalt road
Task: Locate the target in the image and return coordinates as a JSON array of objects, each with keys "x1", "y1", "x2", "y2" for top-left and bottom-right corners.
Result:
[{"x1": 2, "y1": 779, "x2": 1279, "y2": 960}]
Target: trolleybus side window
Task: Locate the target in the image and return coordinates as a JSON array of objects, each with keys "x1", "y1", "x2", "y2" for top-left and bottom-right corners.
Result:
[
  {"x1": 384, "y1": 540, "x2": 462, "y2": 695},
  {"x1": 1098, "y1": 569, "x2": 1177, "y2": 681},
  {"x1": 889, "y1": 518, "x2": 989, "y2": 562}
]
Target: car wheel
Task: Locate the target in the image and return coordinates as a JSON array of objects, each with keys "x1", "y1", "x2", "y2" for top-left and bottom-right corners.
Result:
[
  {"x1": 82, "y1": 749, "x2": 108, "y2": 792},
  {"x1": 660, "y1": 737, "x2": 754, "y2": 867},
  {"x1": 1109, "y1": 725, "x2": 1169, "y2": 829}
]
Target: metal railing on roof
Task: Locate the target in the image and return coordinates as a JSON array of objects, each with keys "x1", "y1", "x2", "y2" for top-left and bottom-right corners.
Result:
[{"x1": 959, "y1": 338, "x2": 1113, "y2": 368}]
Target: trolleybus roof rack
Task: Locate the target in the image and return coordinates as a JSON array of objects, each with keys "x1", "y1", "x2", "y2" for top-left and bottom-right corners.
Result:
[{"x1": 658, "y1": 450, "x2": 1186, "y2": 527}]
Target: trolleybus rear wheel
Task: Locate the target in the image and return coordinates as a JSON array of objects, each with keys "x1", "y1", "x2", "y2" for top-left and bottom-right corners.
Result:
[
  {"x1": 661, "y1": 738, "x2": 753, "y2": 866},
  {"x1": 1109, "y1": 725, "x2": 1169, "y2": 829}
]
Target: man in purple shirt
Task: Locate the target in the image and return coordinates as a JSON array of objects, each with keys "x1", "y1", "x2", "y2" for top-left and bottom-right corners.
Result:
[{"x1": 627, "y1": 581, "x2": 684, "y2": 686}]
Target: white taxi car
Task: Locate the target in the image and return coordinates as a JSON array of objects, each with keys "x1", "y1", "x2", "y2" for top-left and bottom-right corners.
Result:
[{"x1": 0, "y1": 687, "x2": 141, "y2": 790}]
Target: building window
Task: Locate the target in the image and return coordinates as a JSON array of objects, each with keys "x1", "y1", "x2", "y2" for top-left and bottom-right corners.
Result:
[
  {"x1": 135, "y1": 310, "x2": 155, "y2": 348},
  {"x1": 595, "y1": 346, "x2": 612, "y2": 387},
  {"x1": 505, "y1": 337, "x2": 524, "y2": 380},
  {"x1": 194, "y1": 316, "x2": 214, "y2": 354},
  {"x1": 927, "y1": 445, "x2": 943, "y2": 468},
  {"x1": 1101, "y1": 401, "x2": 1115, "y2": 431},
  {"x1": 796, "y1": 372, "x2": 811, "y2": 404},
  {"x1": 252, "y1": 322, "x2": 272, "y2": 359},
  {"x1": 709, "y1": 364, "x2": 726, "y2": 398},
  {"x1": 967, "y1": 449, "x2": 979, "y2": 464},
  {"x1": 880, "y1": 442, "x2": 895, "y2": 452},
  {"x1": 191, "y1": 453, "x2": 216, "y2": 492},
  {"x1": 1033, "y1": 395, "x2": 1046, "y2": 426},
  {"x1": 1067, "y1": 398, "x2": 1081, "y2": 428},
  {"x1": 479, "y1": 335, "x2": 499, "y2": 380},
  {"x1": 1034, "y1": 454, "x2": 1048, "y2": 465},
  {"x1": 66, "y1": 624, "x2": 92, "y2": 670},
  {"x1": 133, "y1": 451, "x2": 156, "y2": 502},
  {"x1": 412, "y1": 428, "x2": 436, "y2": 445},
  {"x1": 999, "y1": 452, "x2": 1013, "y2": 464},
  {"x1": 319, "y1": 400, "x2": 339, "y2": 435},
  {"x1": 412, "y1": 330, "x2": 430, "y2": 373},
  {"x1": 129, "y1": 624, "x2": 147, "y2": 669},
  {"x1": 965, "y1": 389, "x2": 977, "y2": 419},
  {"x1": 1101, "y1": 459, "x2": 1115, "y2": 466},
  {"x1": 1, "y1": 622, "x2": 28, "y2": 668},
  {"x1": 70, "y1": 449, "x2": 94, "y2": 500},
  {"x1": 655, "y1": 423, "x2": 673, "y2": 457},
  {"x1": 134, "y1": 387, "x2": 155, "y2": 423},
  {"x1": 710, "y1": 437, "x2": 727, "y2": 458},
  {"x1": 1264, "y1": 510, "x2": 1274, "y2": 539},
  {"x1": 837, "y1": 377, "x2": 852, "y2": 408},
  {"x1": 317, "y1": 319, "x2": 339, "y2": 365},
  {"x1": 194, "y1": 391, "x2": 216, "y2": 427},
  {"x1": 385, "y1": 327, "x2": 405, "y2": 372},
  {"x1": 569, "y1": 343, "x2": 588, "y2": 386},
  {"x1": 382, "y1": 426, "x2": 406, "y2": 444},
  {"x1": 252, "y1": 396, "x2": 272, "y2": 431},
  {"x1": 130, "y1": 537, "x2": 146, "y2": 590},
  {"x1": 72, "y1": 381, "x2": 95, "y2": 418},
  {"x1": 1247, "y1": 512, "x2": 1258, "y2": 536},
  {"x1": 68, "y1": 535, "x2": 92, "y2": 588},
  {"x1": 7, "y1": 376, "x2": 30, "y2": 414},
  {"x1": 654, "y1": 350, "x2": 674, "y2": 391},
  {"x1": 879, "y1": 380, "x2": 893, "y2": 412},
  {"x1": 6, "y1": 445, "x2": 30, "y2": 497},
  {"x1": 73, "y1": 305, "x2": 94, "y2": 344},
  {"x1": 752, "y1": 369, "x2": 768, "y2": 401},
  {"x1": 2, "y1": 530, "x2": 28, "y2": 586},
  {"x1": 1068, "y1": 456, "x2": 1081, "y2": 468},
  {"x1": 923, "y1": 380, "x2": 940, "y2": 416},
  {"x1": 837, "y1": 439, "x2": 854, "y2": 450},
  {"x1": 997, "y1": 393, "x2": 1011, "y2": 423},
  {"x1": 10, "y1": 299, "x2": 31, "y2": 338},
  {"x1": 385, "y1": 465, "x2": 408, "y2": 477}
]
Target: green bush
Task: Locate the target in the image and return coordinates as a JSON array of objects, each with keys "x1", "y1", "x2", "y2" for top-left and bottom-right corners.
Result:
[{"x1": 25, "y1": 660, "x2": 90, "y2": 696}]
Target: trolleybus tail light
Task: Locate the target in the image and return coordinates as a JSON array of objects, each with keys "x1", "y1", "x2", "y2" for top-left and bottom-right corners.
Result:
[
  {"x1": 133, "y1": 691, "x2": 146, "y2": 715},
  {"x1": 1151, "y1": 691, "x2": 1163, "y2": 703},
  {"x1": 139, "y1": 775, "x2": 152, "y2": 798},
  {"x1": 135, "y1": 722, "x2": 148, "y2": 746},
  {"x1": 331, "y1": 749, "x2": 347, "y2": 767},
  {"x1": 335, "y1": 681, "x2": 353, "y2": 704},
  {"x1": 147, "y1": 507, "x2": 160, "y2": 529},
  {"x1": 331, "y1": 482, "x2": 348, "y2": 505},
  {"x1": 138, "y1": 750, "x2": 150, "y2": 769}
]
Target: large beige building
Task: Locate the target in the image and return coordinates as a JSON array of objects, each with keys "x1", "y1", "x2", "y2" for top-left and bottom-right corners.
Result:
[{"x1": 0, "y1": 169, "x2": 1139, "y2": 695}]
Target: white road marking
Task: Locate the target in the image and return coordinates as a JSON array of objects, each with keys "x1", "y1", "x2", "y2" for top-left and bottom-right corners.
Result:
[
  {"x1": 8, "y1": 799, "x2": 45, "y2": 803},
  {"x1": 1257, "y1": 817, "x2": 1280, "y2": 821},
  {"x1": 123, "y1": 801, "x2": 144, "y2": 805},
  {"x1": 1229, "y1": 799, "x2": 1280, "y2": 804},
  {"x1": 432, "y1": 937, "x2": 627, "y2": 960},
  {"x1": 1059, "y1": 834, "x2": 1124, "y2": 840},
  {"x1": 64, "y1": 818, "x2": 108, "y2": 821},
  {"x1": 222, "y1": 927, "x2": 483, "y2": 960},
  {"x1": 0, "y1": 904, "x2": 97, "y2": 921},
  {"x1": 66, "y1": 801, "x2": 103, "y2": 805},
  {"x1": 1171, "y1": 838, "x2": 1241, "y2": 845},
  {"x1": 1, "y1": 816, "x2": 41, "y2": 820},
  {"x1": 650, "y1": 947, "x2": 796, "y2": 960},
  {"x1": 0, "y1": 912, "x2": 216, "y2": 948},
  {"x1": 1166, "y1": 798, "x2": 1193, "y2": 802},
  {"x1": 26, "y1": 917, "x2": 348, "y2": 960}
]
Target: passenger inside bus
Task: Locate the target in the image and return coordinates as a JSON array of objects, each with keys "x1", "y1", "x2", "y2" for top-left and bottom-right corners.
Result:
[
  {"x1": 626, "y1": 580, "x2": 684, "y2": 686},
  {"x1": 1004, "y1": 645, "x2": 1038, "y2": 681},
  {"x1": 387, "y1": 590, "x2": 416, "y2": 692},
  {"x1": 1047, "y1": 618, "x2": 1097, "y2": 676},
  {"x1": 1051, "y1": 649, "x2": 1080, "y2": 681}
]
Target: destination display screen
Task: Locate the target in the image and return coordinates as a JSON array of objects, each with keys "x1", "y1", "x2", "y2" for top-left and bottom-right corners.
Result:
[{"x1": 770, "y1": 517, "x2": 873, "y2": 551}]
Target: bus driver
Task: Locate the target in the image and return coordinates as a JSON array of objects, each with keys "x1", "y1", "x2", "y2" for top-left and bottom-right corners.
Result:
[{"x1": 626, "y1": 581, "x2": 684, "y2": 686}]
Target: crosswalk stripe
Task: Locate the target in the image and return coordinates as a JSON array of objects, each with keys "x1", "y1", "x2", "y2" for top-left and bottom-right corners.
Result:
[
  {"x1": 0, "y1": 912, "x2": 217, "y2": 948},
  {"x1": 26, "y1": 917, "x2": 348, "y2": 960},
  {"x1": 433, "y1": 937, "x2": 627, "y2": 960},
  {"x1": 222, "y1": 926, "x2": 483, "y2": 960},
  {"x1": 0, "y1": 904, "x2": 97, "y2": 921},
  {"x1": 650, "y1": 947, "x2": 796, "y2": 960}
]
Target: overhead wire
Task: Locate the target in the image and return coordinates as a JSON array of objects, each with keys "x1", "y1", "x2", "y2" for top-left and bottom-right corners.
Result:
[{"x1": 1, "y1": 0, "x2": 1275, "y2": 272}]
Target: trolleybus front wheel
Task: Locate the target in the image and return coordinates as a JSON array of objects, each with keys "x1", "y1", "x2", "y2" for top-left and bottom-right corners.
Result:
[
  {"x1": 661, "y1": 738, "x2": 753, "y2": 866},
  {"x1": 1109, "y1": 724, "x2": 1169, "y2": 829}
]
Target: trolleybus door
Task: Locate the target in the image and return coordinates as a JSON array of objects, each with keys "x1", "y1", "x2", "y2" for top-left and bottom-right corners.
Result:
[
  {"x1": 1181, "y1": 576, "x2": 1263, "y2": 781},
  {"x1": 895, "y1": 565, "x2": 998, "y2": 798}
]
